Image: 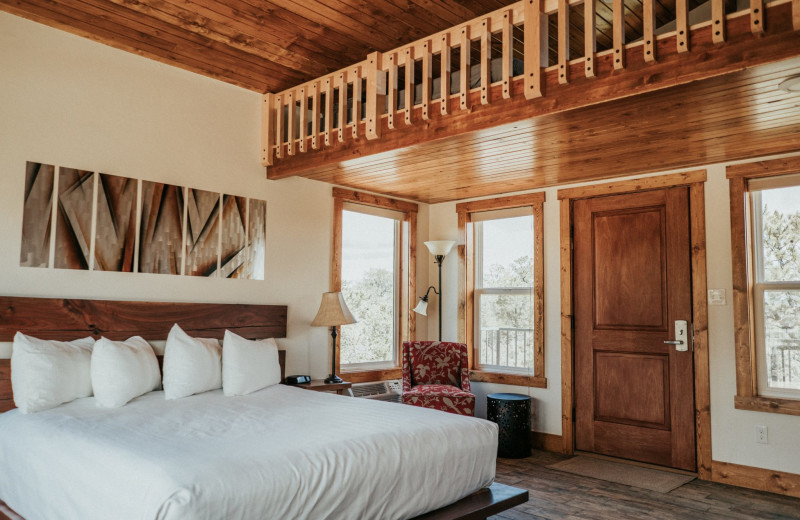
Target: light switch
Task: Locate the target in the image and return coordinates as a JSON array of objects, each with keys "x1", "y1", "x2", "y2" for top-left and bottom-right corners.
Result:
[{"x1": 708, "y1": 289, "x2": 727, "y2": 306}]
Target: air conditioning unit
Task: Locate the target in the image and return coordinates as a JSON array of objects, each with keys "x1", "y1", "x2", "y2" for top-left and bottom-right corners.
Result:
[{"x1": 351, "y1": 380, "x2": 402, "y2": 404}]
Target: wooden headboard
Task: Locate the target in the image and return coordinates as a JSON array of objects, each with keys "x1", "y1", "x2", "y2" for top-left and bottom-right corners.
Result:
[{"x1": 0, "y1": 296, "x2": 288, "y2": 412}]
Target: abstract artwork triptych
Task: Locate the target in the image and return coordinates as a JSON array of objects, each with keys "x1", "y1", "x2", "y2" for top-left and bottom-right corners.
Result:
[{"x1": 19, "y1": 161, "x2": 266, "y2": 280}]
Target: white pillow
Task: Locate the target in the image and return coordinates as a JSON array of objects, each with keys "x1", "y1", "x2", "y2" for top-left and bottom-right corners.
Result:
[
  {"x1": 222, "y1": 330, "x2": 281, "y2": 396},
  {"x1": 162, "y1": 324, "x2": 222, "y2": 400},
  {"x1": 91, "y1": 336, "x2": 160, "y2": 408},
  {"x1": 11, "y1": 332, "x2": 95, "y2": 413}
]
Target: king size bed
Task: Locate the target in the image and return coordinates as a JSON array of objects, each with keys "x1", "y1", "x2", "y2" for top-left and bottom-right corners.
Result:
[{"x1": 0, "y1": 296, "x2": 527, "y2": 520}]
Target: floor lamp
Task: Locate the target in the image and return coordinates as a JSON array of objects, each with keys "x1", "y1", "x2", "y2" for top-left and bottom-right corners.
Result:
[
  {"x1": 413, "y1": 240, "x2": 456, "y2": 341},
  {"x1": 311, "y1": 291, "x2": 356, "y2": 384}
]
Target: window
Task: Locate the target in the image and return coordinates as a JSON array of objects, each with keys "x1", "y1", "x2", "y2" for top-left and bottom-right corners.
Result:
[
  {"x1": 340, "y1": 206, "x2": 399, "y2": 367},
  {"x1": 332, "y1": 189, "x2": 417, "y2": 382},
  {"x1": 750, "y1": 177, "x2": 800, "y2": 397},
  {"x1": 474, "y1": 211, "x2": 535, "y2": 370},
  {"x1": 457, "y1": 193, "x2": 545, "y2": 387},
  {"x1": 728, "y1": 156, "x2": 800, "y2": 415}
]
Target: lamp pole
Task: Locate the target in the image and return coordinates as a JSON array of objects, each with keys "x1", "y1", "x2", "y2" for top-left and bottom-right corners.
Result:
[{"x1": 434, "y1": 254, "x2": 444, "y2": 341}]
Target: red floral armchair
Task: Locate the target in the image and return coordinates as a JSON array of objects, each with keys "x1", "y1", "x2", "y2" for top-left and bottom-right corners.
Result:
[{"x1": 402, "y1": 341, "x2": 475, "y2": 416}]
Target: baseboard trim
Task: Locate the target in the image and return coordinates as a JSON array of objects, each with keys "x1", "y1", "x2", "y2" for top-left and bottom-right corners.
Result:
[
  {"x1": 711, "y1": 460, "x2": 800, "y2": 499},
  {"x1": 531, "y1": 432, "x2": 563, "y2": 453}
]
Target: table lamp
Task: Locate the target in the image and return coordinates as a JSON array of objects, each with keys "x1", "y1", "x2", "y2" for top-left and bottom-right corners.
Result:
[{"x1": 311, "y1": 291, "x2": 356, "y2": 384}]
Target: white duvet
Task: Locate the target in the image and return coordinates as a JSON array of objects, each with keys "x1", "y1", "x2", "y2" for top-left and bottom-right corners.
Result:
[{"x1": 0, "y1": 385, "x2": 497, "y2": 520}]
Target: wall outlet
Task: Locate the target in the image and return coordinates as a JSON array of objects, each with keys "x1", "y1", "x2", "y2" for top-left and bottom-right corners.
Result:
[{"x1": 755, "y1": 425, "x2": 768, "y2": 444}]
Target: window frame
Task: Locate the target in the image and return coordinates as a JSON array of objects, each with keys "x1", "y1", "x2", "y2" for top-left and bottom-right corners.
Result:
[
  {"x1": 332, "y1": 188, "x2": 417, "y2": 383},
  {"x1": 456, "y1": 192, "x2": 546, "y2": 387},
  {"x1": 728, "y1": 156, "x2": 800, "y2": 416}
]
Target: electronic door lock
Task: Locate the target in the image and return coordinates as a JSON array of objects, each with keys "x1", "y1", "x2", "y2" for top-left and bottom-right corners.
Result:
[{"x1": 663, "y1": 320, "x2": 690, "y2": 351}]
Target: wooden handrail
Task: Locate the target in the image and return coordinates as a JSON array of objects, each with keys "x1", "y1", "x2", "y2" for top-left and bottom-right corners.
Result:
[{"x1": 260, "y1": 0, "x2": 800, "y2": 168}]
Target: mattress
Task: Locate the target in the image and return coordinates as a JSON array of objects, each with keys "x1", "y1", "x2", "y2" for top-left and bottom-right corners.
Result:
[{"x1": 0, "y1": 385, "x2": 497, "y2": 520}]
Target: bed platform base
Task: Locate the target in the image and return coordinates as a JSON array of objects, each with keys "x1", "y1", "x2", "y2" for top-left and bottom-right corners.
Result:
[
  {"x1": 1, "y1": 483, "x2": 527, "y2": 520},
  {"x1": 411, "y1": 482, "x2": 528, "y2": 520}
]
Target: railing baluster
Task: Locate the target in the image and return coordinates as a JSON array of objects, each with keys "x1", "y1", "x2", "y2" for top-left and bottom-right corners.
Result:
[
  {"x1": 387, "y1": 52, "x2": 398, "y2": 130},
  {"x1": 712, "y1": 0, "x2": 726, "y2": 43},
  {"x1": 558, "y1": 0, "x2": 569, "y2": 84},
  {"x1": 676, "y1": 0, "x2": 689, "y2": 52},
  {"x1": 460, "y1": 26, "x2": 471, "y2": 110},
  {"x1": 794, "y1": 0, "x2": 800, "y2": 31},
  {"x1": 440, "y1": 34, "x2": 451, "y2": 115},
  {"x1": 275, "y1": 94, "x2": 283, "y2": 159},
  {"x1": 404, "y1": 47, "x2": 414, "y2": 126},
  {"x1": 366, "y1": 52, "x2": 384, "y2": 140},
  {"x1": 298, "y1": 87, "x2": 306, "y2": 153},
  {"x1": 286, "y1": 91, "x2": 295, "y2": 156},
  {"x1": 495, "y1": 330, "x2": 500, "y2": 365},
  {"x1": 422, "y1": 40, "x2": 432, "y2": 120},
  {"x1": 261, "y1": 93, "x2": 274, "y2": 167},
  {"x1": 323, "y1": 78, "x2": 332, "y2": 147},
  {"x1": 751, "y1": 0, "x2": 764, "y2": 34},
  {"x1": 502, "y1": 9, "x2": 513, "y2": 98},
  {"x1": 524, "y1": 0, "x2": 544, "y2": 99},
  {"x1": 352, "y1": 65, "x2": 362, "y2": 140},
  {"x1": 585, "y1": 0, "x2": 596, "y2": 77},
  {"x1": 337, "y1": 70, "x2": 347, "y2": 143},
  {"x1": 480, "y1": 17, "x2": 491, "y2": 105},
  {"x1": 644, "y1": 0, "x2": 656, "y2": 62},
  {"x1": 613, "y1": 0, "x2": 625, "y2": 70},
  {"x1": 310, "y1": 82, "x2": 320, "y2": 150}
]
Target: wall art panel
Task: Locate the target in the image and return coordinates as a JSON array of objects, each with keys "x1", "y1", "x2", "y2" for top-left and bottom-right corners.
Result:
[
  {"x1": 184, "y1": 188, "x2": 220, "y2": 277},
  {"x1": 139, "y1": 181, "x2": 184, "y2": 275},
  {"x1": 20, "y1": 161, "x2": 54, "y2": 268},
  {"x1": 94, "y1": 174, "x2": 138, "y2": 272},
  {"x1": 245, "y1": 198, "x2": 266, "y2": 281},
  {"x1": 55, "y1": 167, "x2": 94, "y2": 270},
  {"x1": 220, "y1": 194, "x2": 247, "y2": 279}
]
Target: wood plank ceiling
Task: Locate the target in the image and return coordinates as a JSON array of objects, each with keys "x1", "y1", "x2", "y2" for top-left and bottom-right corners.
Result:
[
  {"x1": 0, "y1": 0, "x2": 520, "y2": 92},
  {"x1": 0, "y1": 0, "x2": 710, "y2": 93}
]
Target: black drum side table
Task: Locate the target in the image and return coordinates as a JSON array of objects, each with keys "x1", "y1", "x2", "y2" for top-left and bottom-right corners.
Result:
[{"x1": 487, "y1": 393, "x2": 531, "y2": 459}]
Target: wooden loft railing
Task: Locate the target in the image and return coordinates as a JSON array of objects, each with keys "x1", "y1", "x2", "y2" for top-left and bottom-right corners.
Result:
[{"x1": 260, "y1": 0, "x2": 800, "y2": 172}]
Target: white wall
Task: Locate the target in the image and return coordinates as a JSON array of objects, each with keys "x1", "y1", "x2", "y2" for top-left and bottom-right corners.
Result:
[
  {"x1": 428, "y1": 159, "x2": 800, "y2": 476},
  {"x1": 0, "y1": 12, "x2": 335, "y2": 377}
]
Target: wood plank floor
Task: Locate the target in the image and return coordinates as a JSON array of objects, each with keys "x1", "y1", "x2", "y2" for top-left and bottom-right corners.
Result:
[{"x1": 491, "y1": 450, "x2": 800, "y2": 520}]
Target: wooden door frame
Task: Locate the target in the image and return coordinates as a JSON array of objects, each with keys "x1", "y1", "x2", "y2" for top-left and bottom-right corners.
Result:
[{"x1": 557, "y1": 170, "x2": 712, "y2": 480}]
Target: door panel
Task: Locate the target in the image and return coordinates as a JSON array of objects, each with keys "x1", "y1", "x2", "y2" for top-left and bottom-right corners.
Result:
[
  {"x1": 574, "y1": 187, "x2": 695, "y2": 471},
  {"x1": 593, "y1": 207, "x2": 667, "y2": 330},
  {"x1": 594, "y1": 352, "x2": 670, "y2": 429}
]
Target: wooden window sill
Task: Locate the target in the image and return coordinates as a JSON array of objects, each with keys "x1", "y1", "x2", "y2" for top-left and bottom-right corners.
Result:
[
  {"x1": 734, "y1": 395, "x2": 800, "y2": 417},
  {"x1": 469, "y1": 370, "x2": 547, "y2": 388},
  {"x1": 341, "y1": 367, "x2": 402, "y2": 383}
]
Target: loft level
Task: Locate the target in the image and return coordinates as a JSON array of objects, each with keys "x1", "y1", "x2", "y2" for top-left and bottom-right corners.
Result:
[{"x1": 260, "y1": 0, "x2": 800, "y2": 178}]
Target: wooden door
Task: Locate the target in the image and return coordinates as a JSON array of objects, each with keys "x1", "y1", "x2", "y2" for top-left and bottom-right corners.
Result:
[{"x1": 573, "y1": 187, "x2": 695, "y2": 471}]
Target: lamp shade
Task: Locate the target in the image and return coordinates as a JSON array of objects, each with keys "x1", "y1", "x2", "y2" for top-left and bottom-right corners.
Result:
[
  {"x1": 424, "y1": 240, "x2": 456, "y2": 257},
  {"x1": 311, "y1": 292, "x2": 357, "y2": 327},
  {"x1": 412, "y1": 299, "x2": 428, "y2": 316}
]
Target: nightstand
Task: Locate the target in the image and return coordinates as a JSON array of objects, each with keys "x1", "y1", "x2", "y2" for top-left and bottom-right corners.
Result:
[{"x1": 299, "y1": 380, "x2": 352, "y2": 395}]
